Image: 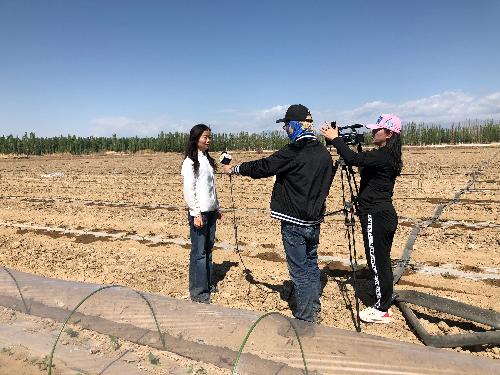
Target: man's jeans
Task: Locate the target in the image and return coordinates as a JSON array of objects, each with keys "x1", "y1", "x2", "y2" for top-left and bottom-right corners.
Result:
[
  {"x1": 188, "y1": 211, "x2": 217, "y2": 303},
  {"x1": 281, "y1": 221, "x2": 321, "y2": 322}
]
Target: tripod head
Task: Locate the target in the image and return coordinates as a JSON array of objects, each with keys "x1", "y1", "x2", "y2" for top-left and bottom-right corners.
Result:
[{"x1": 331, "y1": 153, "x2": 361, "y2": 218}]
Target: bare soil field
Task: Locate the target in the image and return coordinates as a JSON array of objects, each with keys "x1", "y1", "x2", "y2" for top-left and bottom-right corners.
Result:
[
  {"x1": 0, "y1": 350, "x2": 48, "y2": 375},
  {"x1": 0, "y1": 145, "x2": 499, "y2": 363}
]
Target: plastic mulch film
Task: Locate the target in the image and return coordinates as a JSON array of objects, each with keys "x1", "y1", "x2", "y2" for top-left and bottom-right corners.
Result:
[{"x1": 1, "y1": 267, "x2": 499, "y2": 375}]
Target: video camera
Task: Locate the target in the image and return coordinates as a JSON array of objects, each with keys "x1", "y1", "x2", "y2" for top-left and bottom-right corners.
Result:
[{"x1": 325, "y1": 122, "x2": 365, "y2": 146}]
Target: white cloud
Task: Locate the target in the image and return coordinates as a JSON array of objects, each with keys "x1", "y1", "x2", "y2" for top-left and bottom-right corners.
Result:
[
  {"x1": 256, "y1": 104, "x2": 289, "y2": 122},
  {"x1": 338, "y1": 91, "x2": 500, "y2": 125},
  {"x1": 254, "y1": 104, "x2": 290, "y2": 130},
  {"x1": 243, "y1": 92, "x2": 500, "y2": 132},
  {"x1": 208, "y1": 105, "x2": 290, "y2": 133},
  {"x1": 90, "y1": 91, "x2": 500, "y2": 136}
]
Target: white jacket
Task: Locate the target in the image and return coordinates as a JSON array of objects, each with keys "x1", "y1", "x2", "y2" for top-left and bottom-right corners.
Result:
[{"x1": 181, "y1": 151, "x2": 219, "y2": 216}]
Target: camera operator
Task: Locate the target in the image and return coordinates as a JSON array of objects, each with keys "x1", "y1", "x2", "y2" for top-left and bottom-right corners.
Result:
[
  {"x1": 222, "y1": 104, "x2": 333, "y2": 323},
  {"x1": 320, "y1": 114, "x2": 403, "y2": 324}
]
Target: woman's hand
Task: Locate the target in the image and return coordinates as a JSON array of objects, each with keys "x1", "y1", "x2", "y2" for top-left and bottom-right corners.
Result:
[
  {"x1": 320, "y1": 122, "x2": 339, "y2": 140},
  {"x1": 217, "y1": 210, "x2": 223, "y2": 220},
  {"x1": 193, "y1": 215, "x2": 204, "y2": 228}
]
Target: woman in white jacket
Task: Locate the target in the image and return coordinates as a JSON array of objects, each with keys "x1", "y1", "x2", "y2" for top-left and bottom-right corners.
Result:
[{"x1": 181, "y1": 124, "x2": 221, "y2": 303}]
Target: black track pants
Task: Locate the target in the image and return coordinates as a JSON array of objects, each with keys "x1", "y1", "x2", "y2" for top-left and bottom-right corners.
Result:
[{"x1": 359, "y1": 209, "x2": 398, "y2": 312}]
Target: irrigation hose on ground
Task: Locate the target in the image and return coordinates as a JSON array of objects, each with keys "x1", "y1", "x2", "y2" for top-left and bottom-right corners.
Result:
[
  {"x1": 227, "y1": 173, "x2": 285, "y2": 303},
  {"x1": 393, "y1": 151, "x2": 496, "y2": 283},
  {"x1": 392, "y1": 151, "x2": 499, "y2": 348},
  {"x1": 396, "y1": 301, "x2": 500, "y2": 348}
]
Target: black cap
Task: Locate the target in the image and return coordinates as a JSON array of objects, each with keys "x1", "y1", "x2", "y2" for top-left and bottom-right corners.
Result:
[{"x1": 276, "y1": 104, "x2": 312, "y2": 123}]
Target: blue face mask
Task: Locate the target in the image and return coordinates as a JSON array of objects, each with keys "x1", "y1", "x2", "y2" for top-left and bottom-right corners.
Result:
[{"x1": 286, "y1": 121, "x2": 314, "y2": 142}]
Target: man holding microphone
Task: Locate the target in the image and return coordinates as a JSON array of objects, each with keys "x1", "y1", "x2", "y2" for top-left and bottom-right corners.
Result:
[{"x1": 223, "y1": 104, "x2": 333, "y2": 323}]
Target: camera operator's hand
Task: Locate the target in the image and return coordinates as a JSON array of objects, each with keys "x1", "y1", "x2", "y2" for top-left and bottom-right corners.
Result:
[{"x1": 320, "y1": 122, "x2": 339, "y2": 141}]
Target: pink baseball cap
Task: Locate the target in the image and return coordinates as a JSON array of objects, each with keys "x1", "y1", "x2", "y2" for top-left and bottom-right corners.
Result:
[{"x1": 366, "y1": 114, "x2": 402, "y2": 134}]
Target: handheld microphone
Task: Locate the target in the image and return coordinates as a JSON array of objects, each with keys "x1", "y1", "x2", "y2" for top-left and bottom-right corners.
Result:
[{"x1": 219, "y1": 152, "x2": 232, "y2": 165}]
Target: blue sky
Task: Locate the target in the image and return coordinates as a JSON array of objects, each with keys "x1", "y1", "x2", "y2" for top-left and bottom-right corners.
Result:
[{"x1": 1, "y1": 0, "x2": 499, "y2": 137}]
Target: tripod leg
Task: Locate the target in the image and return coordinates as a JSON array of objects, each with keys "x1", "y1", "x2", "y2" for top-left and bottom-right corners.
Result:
[{"x1": 338, "y1": 166, "x2": 362, "y2": 332}]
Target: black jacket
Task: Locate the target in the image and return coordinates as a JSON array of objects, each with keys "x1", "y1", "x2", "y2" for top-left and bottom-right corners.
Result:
[
  {"x1": 234, "y1": 136, "x2": 333, "y2": 226},
  {"x1": 331, "y1": 137, "x2": 397, "y2": 214}
]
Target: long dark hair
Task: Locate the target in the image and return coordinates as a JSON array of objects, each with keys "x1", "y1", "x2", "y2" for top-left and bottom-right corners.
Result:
[
  {"x1": 384, "y1": 131, "x2": 403, "y2": 176},
  {"x1": 184, "y1": 124, "x2": 216, "y2": 174}
]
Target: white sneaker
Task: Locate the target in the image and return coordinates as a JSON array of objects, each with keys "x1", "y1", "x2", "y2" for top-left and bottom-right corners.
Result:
[{"x1": 359, "y1": 307, "x2": 391, "y2": 324}]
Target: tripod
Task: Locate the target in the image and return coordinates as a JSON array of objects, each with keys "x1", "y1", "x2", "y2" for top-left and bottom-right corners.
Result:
[{"x1": 328, "y1": 144, "x2": 363, "y2": 332}]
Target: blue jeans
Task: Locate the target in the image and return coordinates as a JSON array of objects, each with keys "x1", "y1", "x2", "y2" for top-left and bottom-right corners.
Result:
[
  {"x1": 188, "y1": 211, "x2": 217, "y2": 303},
  {"x1": 281, "y1": 221, "x2": 321, "y2": 322}
]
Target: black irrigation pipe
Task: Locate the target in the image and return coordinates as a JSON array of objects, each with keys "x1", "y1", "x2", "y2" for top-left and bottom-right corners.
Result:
[
  {"x1": 392, "y1": 151, "x2": 500, "y2": 348},
  {"x1": 0, "y1": 194, "x2": 272, "y2": 215},
  {"x1": 392, "y1": 153, "x2": 496, "y2": 284},
  {"x1": 396, "y1": 291, "x2": 500, "y2": 348},
  {"x1": 5, "y1": 191, "x2": 498, "y2": 222},
  {"x1": 0, "y1": 266, "x2": 30, "y2": 314},
  {"x1": 392, "y1": 224, "x2": 421, "y2": 285},
  {"x1": 2, "y1": 171, "x2": 474, "y2": 177},
  {"x1": 47, "y1": 285, "x2": 165, "y2": 375},
  {"x1": 227, "y1": 174, "x2": 279, "y2": 304},
  {"x1": 395, "y1": 290, "x2": 500, "y2": 329}
]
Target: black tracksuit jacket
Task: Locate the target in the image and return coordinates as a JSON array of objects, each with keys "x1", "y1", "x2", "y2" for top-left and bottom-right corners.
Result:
[
  {"x1": 331, "y1": 137, "x2": 397, "y2": 214},
  {"x1": 234, "y1": 135, "x2": 333, "y2": 226}
]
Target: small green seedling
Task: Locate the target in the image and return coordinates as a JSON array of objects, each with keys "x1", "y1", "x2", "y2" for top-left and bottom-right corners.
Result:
[
  {"x1": 148, "y1": 352, "x2": 160, "y2": 365},
  {"x1": 110, "y1": 335, "x2": 120, "y2": 350},
  {"x1": 187, "y1": 366, "x2": 207, "y2": 375},
  {"x1": 64, "y1": 327, "x2": 79, "y2": 338}
]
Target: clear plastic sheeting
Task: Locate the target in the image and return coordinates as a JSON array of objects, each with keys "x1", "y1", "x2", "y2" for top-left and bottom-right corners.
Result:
[
  {"x1": 1, "y1": 267, "x2": 499, "y2": 375},
  {"x1": 232, "y1": 312, "x2": 309, "y2": 375}
]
